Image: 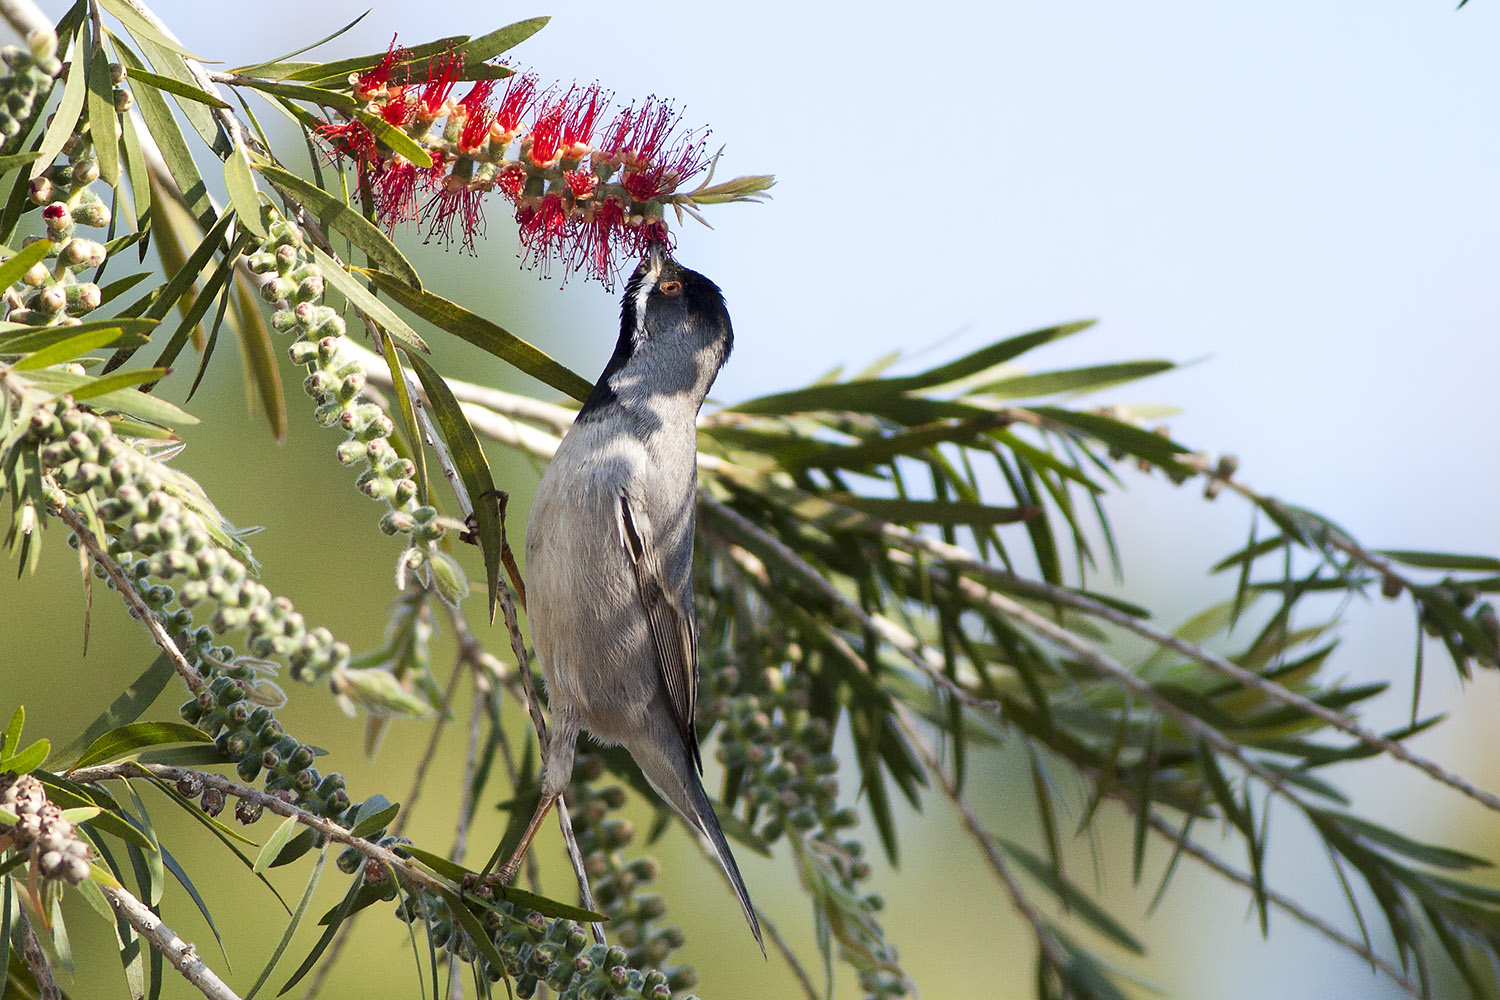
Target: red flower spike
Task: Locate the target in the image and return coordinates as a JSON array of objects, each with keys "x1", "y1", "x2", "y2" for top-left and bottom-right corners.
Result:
[
  {"x1": 526, "y1": 85, "x2": 572, "y2": 168},
  {"x1": 354, "y1": 36, "x2": 408, "y2": 101},
  {"x1": 490, "y1": 72, "x2": 539, "y2": 144},
  {"x1": 422, "y1": 174, "x2": 487, "y2": 253},
  {"x1": 378, "y1": 88, "x2": 415, "y2": 129},
  {"x1": 516, "y1": 192, "x2": 576, "y2": 275},
  {"x1": 417, "y1": 50, "x2": 464, "y2": 121},
  {"x1": 316, "y1": 118, "x2": 377, "y2": 163},
  {"x1": 561, "y1": 83, "x2": 608, "y2": 158},
  {"x1": 375, "y1": 159, "x2": 421, "y2": 230},
  {"x1": 564, "y1": 168, "x2": 598, "y2": 200},
  {"x1": 569, "y1": 196, "x2": 630, "y2": 284},
  {"x1": 456, "y1": 80, "x2": 498, "y2": 154},
  {"x1": 621, "y1": 128, "x2": 710, "y2": 201},
  {"x1": 602, "y1": 97, "x2": 679, "y2": 168}
]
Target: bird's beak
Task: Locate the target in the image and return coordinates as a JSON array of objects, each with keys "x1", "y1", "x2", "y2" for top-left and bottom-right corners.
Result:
[{"x1": 647, "y1": 242, "x2": 670, "y2": 269}]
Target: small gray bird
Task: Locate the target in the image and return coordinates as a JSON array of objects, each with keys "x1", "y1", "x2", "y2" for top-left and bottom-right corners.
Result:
[{"x1": 497, "y1": 245, "x2": 762, "y2": 949}]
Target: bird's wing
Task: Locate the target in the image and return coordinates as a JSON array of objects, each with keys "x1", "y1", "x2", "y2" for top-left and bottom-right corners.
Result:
[{"x1": 618, "y1": 491, "x2": 702, "y2": 772}]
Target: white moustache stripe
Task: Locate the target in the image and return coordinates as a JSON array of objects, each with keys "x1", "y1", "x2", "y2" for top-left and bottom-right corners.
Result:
[{"x1": 632, "y1": 256, "x2": 661, "y2": 338}]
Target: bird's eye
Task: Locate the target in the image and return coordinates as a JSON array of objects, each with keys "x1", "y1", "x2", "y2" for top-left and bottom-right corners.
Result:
[{"x1": 659, "y1": 280, "x2": 683, "y2": 297}]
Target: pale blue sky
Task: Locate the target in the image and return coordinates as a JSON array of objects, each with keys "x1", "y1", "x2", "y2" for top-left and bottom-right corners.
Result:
[{"x1": 71, "y1": 1, "x2": 1500, "y2": 996}]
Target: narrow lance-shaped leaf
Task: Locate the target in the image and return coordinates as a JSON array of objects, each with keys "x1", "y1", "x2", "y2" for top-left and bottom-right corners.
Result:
[
  {"x1": 32, "y1": 32, "x2": 88, "y2": 180},
  {"x1": 403, "y1": 348, "x2": 502, "y2": 620},
  {"x1": 363, "y1": 269, "x2": 595, "y2": 399},
  {"x1": 255, "y1": 163, "x2": 419, "y2": 288},
  {"x1": 86, "y1": 45, "x2": 122, "y2": 186}
]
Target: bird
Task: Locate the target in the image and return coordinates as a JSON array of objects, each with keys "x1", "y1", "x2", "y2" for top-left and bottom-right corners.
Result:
[{"x1": 495, "y1": 244, "x2": 763, "y2": 950}]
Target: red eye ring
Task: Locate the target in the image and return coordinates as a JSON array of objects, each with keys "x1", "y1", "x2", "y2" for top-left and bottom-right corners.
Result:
[{"x1": 660, "y1": 280, "x2": 683, "y2": 297}]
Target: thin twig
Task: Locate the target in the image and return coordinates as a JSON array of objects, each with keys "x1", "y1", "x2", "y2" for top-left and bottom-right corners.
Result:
[
  {"x1": 72, "y1": 762, "x2": 458, "y2": 898},
  {"x1": 48, "y1": 485, "x2": 204, "y2": 692},
  {"x1": 1139, "y1": 811, "x2": 1418, "y2": 996},
  {"x1": 393, "y1": 655, "x2": 468, "y2": 839},
  {"x1": 878, "y1": 524, "x2": 1500, "y2": 815},
  {"x1": 756, "y1": 907, "x2": 818, "y2": 1000},
  {"x1": 894, "y1": 705, "x2": 1072, "y2": 974},
  {"x1": 103, "y1": 882, "x2": 242, "y2": 1000},
  {"x1": 303, "y1": 649, "x2": 466, "y2": 1000},
  {"x1": 18, "y1": 907, "x2": 63, "y2": 1000}
]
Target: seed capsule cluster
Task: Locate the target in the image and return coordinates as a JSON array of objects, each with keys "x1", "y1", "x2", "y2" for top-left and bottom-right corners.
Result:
[
  {"x1": 0, "y1": 34, "x2": 62, "y2": 152},
  {"x1": 4, "y1": 113, "x2": 114, "y2": 330},
  {"x1": 567, "y1": 753, "x2": 696, "y2": 993},
  {"x1": 248, "y1": 215, "x2": 467, "y2": 605},
  {"x1": 699, "y1": 665, "x2": 910, "y2": 999},
  {"x1": 394, "y1": 881, "x2": 698, "y2": 1000},
  {"x1": 0, "y1": 772, "x2": 92, "y2": 885}
]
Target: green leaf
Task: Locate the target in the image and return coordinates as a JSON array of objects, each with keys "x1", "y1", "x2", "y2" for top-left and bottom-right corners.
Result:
[
  {"x1": 97, "y1": 0, "x2": 207, "y2": 59},
  {"x1": 347, "y1": 800, "x2": 400, "y2": 839},
  {"x1": 975, "y1": 360, "x2": 1175, "y2": 400},
  {"x1": 728, "y1": 321, "x2": 1097, "y2": 415},
  {"x1": 282, "y1": 33, "x2": 469, "y2": 84},
  {"x1": 2, "y1": 705, "x2": 22, "y2": 756},
  {"x1": 365, "y1": 269, "x2": 593, "y2": 400},
  {"x1": 277, "y1": 875, "x2": 369, "y2": 994},
  {"x1": 225, "y1": 79, "x2": 356, "y2": 107},
  {"x1": 122, "y1": 66, "x2": 231, "y2": 108},
  {"x1": 1376, "y1": 550, "x2": 1500, "y2": 572},
  {"x1": 436, "y1": 886, "x2": 513, "y2": 977},
  {"x1": 111, "y1": 36, "x2": 213, "y2": 228},
  {"x1": 256, "y1": 164, "x2": 419, "y2": 288},
  {"x1": 143, "y1": 206, "x2": 237, "y2": 324},
  {"x1": 160, "y1": 844, "x2": 230, "y2": 965},
  {"x1": 11, "y1": 327, "x2": 141, "y2": 370},
  {"x1": 822, "y1": 495, "x2": 1039, "y2": 527},
  {"x1": 254, "y1": 815, "x2": 301, "y2": 875},
  {"x1": 225, "y1": 142, "x2": 265, "y2": 237},
  {"x1": 306, "y1": 244, "x2": 427, "y2": 353},
  {"x1": 65, "y1": 368, "x2": 174, "y2": 402},
  {"x1": 228, "y1": 9, "x2": 372, "y2": 78},
  {"x1": 448, "y1": 17, "x2": 550, "y2": 65},
  {"x1": 61, "y1": 805, "x2": 102, "y2": 823},
  {"x1": 32, "y1": 33, "x2": 88, "y2": 180},
  {"x1": 400, "y1": 846, "x2": 607, "y2": 922},
  {"x1": 68, "y1": 722, "x2": 211, "y2": 772},
  {"x1": 245, "y1": 846, "x2": 327, "y2": 1000},
  {"x1": 1030, "y1": 406, "x2": 1190, "y2": 468},
  {"x1": 403, "y1": 349, "x2": 501, "y2": 620},
  {"x1": 269, "y1": 828, "x2": 316, "y2": 868},
  {"x1": 134, "y1": 744, "x2": 235, "y2": 767},
  {"x1": 119, "y1": 107, "x2": 152, "y2": 231},
  {"x1": 55, "y1": 656, "x2": 176, "y2": 767},
  {"x1": 0, "y1": 240, "x2": 55, "y2": 289},
  {"x1": 20, "y1": 367, "x2": 195, "y2": 426},
  {"x1": 1000, "y1": 839, "x2": 1145, "y2": 954},
  {"x1": 0, "y1": 150, "x2": 42, "y2": 176},
  {"x1": 86, "y1": 46, "x2": 122, "y2": 186},
  {"x1": 352, "y1": 108, "x2": 432, "y2": 167},
  {"x1": 0, "y1": 737, "x2": 49, "y2": 774},
  {"x1": 232, "y1": 272, "x2": 287, "y2": 440}
]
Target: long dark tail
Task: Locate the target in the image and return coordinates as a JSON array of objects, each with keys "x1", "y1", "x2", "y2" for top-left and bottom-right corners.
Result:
[
  {"x1": 680, "y1": 769, "x2": 764, "y2": 953},
  {"x1": 631, "y1": 729, "x2": 764, "y2": 952}
]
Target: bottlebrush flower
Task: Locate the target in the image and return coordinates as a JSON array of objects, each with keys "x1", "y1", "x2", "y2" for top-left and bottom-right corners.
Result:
[
  {"x1": 490, "y1": 72, "x2": 540, "y2": 146},
  {"x1": 352, "y1": 36, "x2": 408, "y2": 102},
  {"x1": 316, "y1": 43, "x2": 767, "y2": 285},
  {"x1": 455, "y1": 81, "x2": 497, "y2": 155},
  {"x1": 417, "y1": 50, "x2": 463, "y2": 122}
]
